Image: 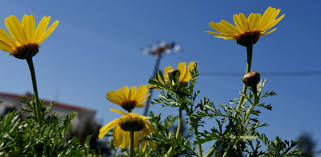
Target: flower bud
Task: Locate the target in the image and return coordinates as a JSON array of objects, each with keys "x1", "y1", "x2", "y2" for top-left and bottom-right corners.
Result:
[
  {"x1": 153, "y1": 115, "x2": 160, "y2": 121},
  {"x1": 273, "y1": 140, "x2": 278, "y2": 145},
  {"x1": 242, "y1": 72, "x2": 260, "y2": 88}
]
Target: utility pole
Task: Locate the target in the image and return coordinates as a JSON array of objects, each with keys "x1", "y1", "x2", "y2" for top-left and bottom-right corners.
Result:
[{"x1": 143, "y1": 41, "x2": 179, "y2": 116}]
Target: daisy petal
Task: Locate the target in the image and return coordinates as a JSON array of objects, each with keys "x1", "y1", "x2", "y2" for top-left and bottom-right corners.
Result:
[
  {"x1": 0, "y1": 28, "x2": 16, "y2": 47},
  {"x1": 177, "y1": 62, "x2": 186, "y2": 81},
  {"x1": 99, "y1": 118, "x2": 118, "y2": 139},
  {"x1": 0, "y1": 40, "x2": 14, "y2": 52},
  {"x1": 110, "y1": 108, "x2": 128, "y2": 115},
  {"x1": 39, "y1": 20, "x2": 59, "y2": 43},
  {"x1": 5, "y1": 15, "x2": 27, "y2": 44}
]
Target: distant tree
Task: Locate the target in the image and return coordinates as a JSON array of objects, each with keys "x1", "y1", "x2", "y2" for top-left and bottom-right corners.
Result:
[{"x1": 296, "y1": 133, "x2": 316, "y2": 157}]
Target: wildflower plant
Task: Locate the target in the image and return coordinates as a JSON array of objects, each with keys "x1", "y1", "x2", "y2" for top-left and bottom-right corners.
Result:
[
  {"x1": 0, "y1": 6, "x2": 303, "y2": 157},
  {"x1": 99, "y1": 85, "x2": 155, "y2": 157},
  {"x1": 102, "y1": 6, "x2": 302, "y2": 157},
  {"x1": 0, "y1": 15, "x2": 97, "y2": 156}
]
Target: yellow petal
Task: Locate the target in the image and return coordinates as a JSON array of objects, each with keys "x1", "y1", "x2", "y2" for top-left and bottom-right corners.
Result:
[
  {"x1": 113, "y1": 125, "x2": 122, "y2": 146},
  {"x1": 233, "y1": 14, "x2": 244, "y2": 32},
  {"x1": 144, "y1": 121, "x2": 155, "y2": 131},
  {"x1": 261, "y1": 14, "x2": 284, "y2": 32},
  {"x1": 260, "y1": 9, "x2": 278, "y2": 30},
  {"x1": 106, "y1": 91, "x2": 123, "y2": 105},
  {"x1": 249, "y1": 14, "x2": 261, "y2": 30},
  {"x1": 262, "y1": 28, "x2": 277, "y2": 35},
  {"x1": 177, "y1": 62, "x2": 186, "y2": 81},
  {"x1": 164, "y1": 66, "x2": 174, "y2": 80},
  {"x1": 136, "y1": 104, "x2": 146, "y2": 107},
  {"x1": 215, "y1": 36, "x2": 234, "y2": 40},
  {"x1": 209, "y1": 21, "x2": 233, "y2": 35},
  {"x1": 109, "y1": 108, "x2": 128, "y2": 115},
  {"x1": 39, "y1": 20, "x2": 59, "y2": 43},
  {"x1": 137, "y1": 114, "x2": 150, "y2": 120},
  {"x1": 110, "y1": 108, "x2": 128, "y2": 115},
  {"x1": 33, "y1": 16, "x2": 50, "y2": 43},
  {"x1": 164, "y1": 66, "x2": 174, "y2": 74},
  {"x1": 258, "y1": 7, "x2": 274, "y2": 30},
  {"x1": 182, "y1": 62, "x2": 195, "y2": 82},
  {"x1": 206, "y1": 31, "x2": 224, "y2": 36},
  {"x1": 248, "y1": 13, "x2": 257, "y2": 30},
  {"x1": 128, "y1": 86, "x2": 137, "y2": 100},
  {"x1": 0, "y1": 28, "x2": 16, "y2": 47},
  {"x1": 115, "y1": 88, "x2": 126, "y2": 101},
  {"x1": 220, "y1": 20, "x2": 239, "y2": 33},
  {"x1": 238, "y1": 13, "x2": 249, "y2": 31},
  {"x1": 121, "y1": 130, "x2": 129, "y2": 149},
  {"x1": 22, "y1": 15, "x2": 35, "y2": 42},
  {"x1": 216, "y1": 23, "x2": 236, "y2": 35},
  {"x1": 99, "y1": 118, "x2": 118, "y2": 139},
  {"x1": 137, "y1": 93, "x2": 150, "y2": 104},
  {"x1": 141, "y1": 140, "x2": 147, "y2": 152},
  {"x1": 135, "y1": 85, "x2": 148, "y2": 100},
  {"x1": 0, "y1": 40, "x2": 14, "y2": 52},
  {"x1": 122, "y1": 86, "x2": 129, "y2": 100},
  {"x1": 29, "y1": 15, "x2": 36, "y2": 40},
  {"x1": 5, "y1": 15, "x2": 27, "y2": 44}
]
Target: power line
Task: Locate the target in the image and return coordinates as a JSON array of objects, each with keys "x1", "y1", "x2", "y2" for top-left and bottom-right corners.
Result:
[{"x1": 200, "y1": 71, "x2": 321, "y2": 77}]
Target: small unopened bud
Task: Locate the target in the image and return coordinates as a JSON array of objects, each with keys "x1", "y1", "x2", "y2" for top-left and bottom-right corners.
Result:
[
  {"x1": 273, "y1": 140, "x2": 278, "y2": 145},
  {"x1": 242, "y1": 72, "x2": 260, "y2": 88},
  {"x1": 153, "y1": 115, "x2": 160, "y2": 121}
]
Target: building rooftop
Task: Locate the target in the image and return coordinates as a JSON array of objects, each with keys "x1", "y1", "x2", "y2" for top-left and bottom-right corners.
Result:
[{"x1": 0, "y1": 92, "x2": 95, "y2": 113}]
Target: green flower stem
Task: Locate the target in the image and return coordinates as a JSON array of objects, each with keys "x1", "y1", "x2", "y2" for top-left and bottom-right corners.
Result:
[
  {"x1": 243, "y1": 91, "x2": 259, "y2": 129},
  {"x1": 193, "y1": 127, "x2": 203, "y2": 157},
  {"x1": 204, "y1": 145, "x2": 215, "y2": 157},
  {"x1": 26, "y1": 58, "x2": 39, "y2": 101},
  {"x1": 175, "y1": 108, "x2": 182, "y2": 138},
  {"x1": 205, "y1": 46, "x2": 254, "y2": 157},
  {"x1": 166, "y1": 147, "x2": 173, "y2": 157},
  {"x1": 26, "y1": 57, "x2": 43, "y2": 125},
  {"x1": 165, "y1": 108, "x2": 183, "y2": 157},
  {"x1": 236, "y1": 45, "x2": 253, "y2": 111},
  {"x1": 130, "y1": 131, "x2": 135, "y2": 157}
]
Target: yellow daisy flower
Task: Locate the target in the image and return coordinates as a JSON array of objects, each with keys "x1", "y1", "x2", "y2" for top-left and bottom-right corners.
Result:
[
  {"x1": 106, "y1": 85, "x2": 150, "y2": 112},
  {"x1": 99, "y1": 109, "x2": 155, "y2": 151},
  {"x1": 206, "y1": 7, "x2": 284, "y2": 47},
  {"x1": 160, "y1": 61, "x2": 195, "y2": 84},
  {"x1": 0, "y1": 15, "x2": 59, "y2": 59}
]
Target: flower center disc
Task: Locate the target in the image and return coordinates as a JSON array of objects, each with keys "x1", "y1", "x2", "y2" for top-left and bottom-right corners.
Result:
[
  {"x1": 121, "y1": 100, "x2": 137, "y2": 112},
  {"x1": 235, "y1": 31, "x2": 261, "y2": 47},
  {"x1": 12, "y1": 43, "x2": 39, "y2": 59},
  {"x1": 119, "y1": 116, "x2": 145, "y2": 132}
]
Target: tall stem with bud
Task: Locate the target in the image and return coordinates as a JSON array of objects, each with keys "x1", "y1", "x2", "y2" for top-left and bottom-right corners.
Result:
[{"x1": 236, "y1": 45, "x2": 253, "y2": 111}]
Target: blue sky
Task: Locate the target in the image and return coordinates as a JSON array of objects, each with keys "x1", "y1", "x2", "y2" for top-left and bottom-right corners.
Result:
[{"x1": 0, "y1": 0, "x2": 320, "y2": 154}]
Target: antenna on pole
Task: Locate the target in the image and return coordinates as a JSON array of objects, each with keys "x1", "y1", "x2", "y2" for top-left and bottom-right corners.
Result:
[{"x1": 143, "y1": 41, "x2": 180, "y2": 116}]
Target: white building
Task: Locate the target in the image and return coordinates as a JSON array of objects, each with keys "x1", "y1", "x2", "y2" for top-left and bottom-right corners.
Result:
[{"x1": 0, "y1": 92, "x2": 98, "y2": 140}]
